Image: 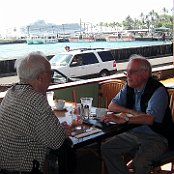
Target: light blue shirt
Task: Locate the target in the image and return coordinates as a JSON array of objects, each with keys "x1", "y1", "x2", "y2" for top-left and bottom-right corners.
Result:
[{"x1": 112, "y1": 85, "x2": 169, "y2": 135}]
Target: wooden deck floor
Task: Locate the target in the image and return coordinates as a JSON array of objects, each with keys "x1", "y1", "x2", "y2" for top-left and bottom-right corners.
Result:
[{"x1": 161, "y1": 77, "x2": 174, "y2": 87}]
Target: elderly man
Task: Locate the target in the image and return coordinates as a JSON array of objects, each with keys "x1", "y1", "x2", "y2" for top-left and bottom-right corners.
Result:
[
  {"x1": 101, "y1": 54, "x2": 172, "y2": 174},
  {"x1": 0, "y1": 52, "x2": 67, "y2": 173}
]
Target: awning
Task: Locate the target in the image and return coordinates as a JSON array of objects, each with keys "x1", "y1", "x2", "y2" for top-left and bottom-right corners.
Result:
[{"x1": 154, "y1": 26, "x2": 171, "y2": 32}]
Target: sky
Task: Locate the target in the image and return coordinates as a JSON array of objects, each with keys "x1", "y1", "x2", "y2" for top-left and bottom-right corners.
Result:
[{"x1": 0, "y1": 0, "x2": 173, "y2": 31}]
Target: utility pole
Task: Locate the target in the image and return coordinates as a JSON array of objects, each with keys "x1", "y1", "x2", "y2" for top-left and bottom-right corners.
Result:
[
  {"x1": 52, "y1": 26, "x2": 54, "y2": 34},
  {"x1": 80, "y1": 18, "x2": 82, "y2": 34},
  {"x1": 62, "y1": 24, "x2": 65, "y2": 40},
  {"x1": 27, "y1": 26, "x2": 30, "y2": 37}
]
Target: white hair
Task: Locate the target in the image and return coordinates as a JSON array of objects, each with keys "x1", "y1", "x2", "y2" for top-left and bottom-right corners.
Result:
[
  {"x1": 129, "y1": 54, "x2": 152, "y2": 75},
  {"x1": 14, "y1": 51, "x2": 50, "y2": 81}
]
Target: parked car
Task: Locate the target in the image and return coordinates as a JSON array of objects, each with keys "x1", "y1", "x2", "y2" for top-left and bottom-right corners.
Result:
[
  {"x1": 51, "y1": 69, "x2": 81, "y2": 84},
  {"x1": 49, "y1": 48, "x2": 117, "y2": 79}
]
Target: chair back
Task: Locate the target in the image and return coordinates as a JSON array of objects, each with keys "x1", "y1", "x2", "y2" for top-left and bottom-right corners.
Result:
[
  {"x1": 168, "y1": 88, "x2": 174, "y2": 122},
  {"x1": 151, "y1": 88, "x2": 174, "y2": 173},
  {"x1": 98, "y1": 79, "x2": 126, "y2": 108}
]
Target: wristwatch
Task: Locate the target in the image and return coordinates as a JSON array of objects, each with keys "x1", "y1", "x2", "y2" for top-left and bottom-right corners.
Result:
[{"x1": 123, "y1": 115, "x2": 130, "y2": 123}]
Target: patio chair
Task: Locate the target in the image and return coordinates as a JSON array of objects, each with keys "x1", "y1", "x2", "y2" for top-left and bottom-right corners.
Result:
[
  {"x1": 98, "y1": 79, "x2": 126, "y2": 174},
  {"x1": 151, "y1": 88, "x2": 174, "y2": 174},
  {"x1": 98, "y1": 79, "x2": 126, "y2": 108}
]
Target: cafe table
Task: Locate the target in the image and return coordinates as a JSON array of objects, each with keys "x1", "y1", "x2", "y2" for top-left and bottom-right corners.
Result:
[
  {"x1": 52, "y1": 102, "x2": 135, "y2": 149},
  {"x1": 49, "y1": 101, "x2": 139, "y2": 174}
]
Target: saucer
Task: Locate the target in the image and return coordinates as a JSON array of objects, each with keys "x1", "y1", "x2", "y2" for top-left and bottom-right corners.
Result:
[
  {"x1": 53, "y1": 108, "x2": 67, "y2": 117},
  {"x1": 54, "y1": 108, "x2": 67, "y2": 112}
]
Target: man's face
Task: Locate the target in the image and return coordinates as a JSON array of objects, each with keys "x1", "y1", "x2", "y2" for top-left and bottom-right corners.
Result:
[
  {"x1": 38, "y1": 64, "x2": 52, "y2": 93},
  {"x1": 43, "y1": 70, "x2": 52, "y2": 88},
  {"x1": 125, "y1": 60, "x2": 147, "y2": 89}
]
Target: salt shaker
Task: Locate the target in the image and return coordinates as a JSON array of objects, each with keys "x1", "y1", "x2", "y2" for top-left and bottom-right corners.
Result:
[{"x1": 83, "y1": 105, "x2": 89, "y2": 119}]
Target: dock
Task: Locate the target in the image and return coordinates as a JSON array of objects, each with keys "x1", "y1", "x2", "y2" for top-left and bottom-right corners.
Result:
[{"x1": 0, "y1": 55, "x2": 173, "y2": 86}]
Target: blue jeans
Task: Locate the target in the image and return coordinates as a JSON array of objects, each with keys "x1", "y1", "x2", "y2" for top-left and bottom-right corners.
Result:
[{"x1": 101, "y1": 132, "x2": 168, "y2": 174}]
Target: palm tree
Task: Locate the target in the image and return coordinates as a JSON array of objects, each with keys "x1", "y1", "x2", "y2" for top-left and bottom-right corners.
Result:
[
  {"x1": 162, "y1": 7, "x2": 168, "y2": 15},
  {"x1": 148, "y1": 10, "x2": 159, "y2": 29},
  {"x1": 140, "y1": 12, "x2": 146, "y2": 28},
  {"x1": 122, "y1": 15, "x2": 134, "y2": 30}
]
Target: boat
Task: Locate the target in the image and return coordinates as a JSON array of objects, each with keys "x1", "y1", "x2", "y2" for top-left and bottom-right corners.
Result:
[
  {"x1": 69, "y1": 34, "x2": 95, "y2": 42},
  {"x1": 44, "y1": 35, "x2": 59, "y2": 44},
  {"x1": 26, "y1": 35, "x2": 45, "y2": 44},
  {"x1": 106, "y1": 32, "x2": 135, "y2": 42},
  {"x1": 26, "y1": 35, "x2": 59, "y2": 45}
]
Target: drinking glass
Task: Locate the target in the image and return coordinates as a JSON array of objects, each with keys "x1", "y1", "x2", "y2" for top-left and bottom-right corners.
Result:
[
  {"x1": 80, "y1": 97, "x2": 93, "y2": 110},
  {"x1": 80, "y1": 97, "x2": 93, "y2": 119},
  {"x1": 46, "y1": 91, "x2": 54, "y2": 107}
]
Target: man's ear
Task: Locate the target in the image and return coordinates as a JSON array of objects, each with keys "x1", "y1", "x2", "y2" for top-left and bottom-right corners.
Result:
[
  {"x1": 143, "y1": 70, "x2": 149, "y2": 79},
  {"x1": 37, "y1": 73, "x2": 44, "y2": 81}
]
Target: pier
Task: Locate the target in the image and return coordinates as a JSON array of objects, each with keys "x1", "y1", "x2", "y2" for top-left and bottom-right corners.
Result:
[
  {"x1": 0, "y1": 55, "x2": 173, "y2": 86},
  {"x1": 0, "y1": 43, "x2": 172, "y2": 77}
]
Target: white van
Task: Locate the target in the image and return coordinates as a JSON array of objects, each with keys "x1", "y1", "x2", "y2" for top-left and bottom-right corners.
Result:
[{"x1": 50, "y1": 48, "x2": 117, "y2": 79}]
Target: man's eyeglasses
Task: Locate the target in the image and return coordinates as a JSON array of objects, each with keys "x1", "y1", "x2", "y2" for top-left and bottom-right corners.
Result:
[
  {"x1": 124, "y1": 69, "x2": 144, "y2": 75},
  {"x1": 43, "y1": 70, "x2": 53, "y2": 76}
]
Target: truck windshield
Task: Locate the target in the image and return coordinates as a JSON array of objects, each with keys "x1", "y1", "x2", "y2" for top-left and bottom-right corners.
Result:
[{"x1": 50, "y1": 54, "x2": 72, "y2": 66}]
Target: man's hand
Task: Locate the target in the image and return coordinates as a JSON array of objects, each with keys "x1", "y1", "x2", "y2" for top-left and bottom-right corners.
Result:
[
  {"x1": 61, "y1": 121, "x2": 72, "y2": 136},
  {"x1": 100, "y1": 114, "x2": 128, "y2": 124}
]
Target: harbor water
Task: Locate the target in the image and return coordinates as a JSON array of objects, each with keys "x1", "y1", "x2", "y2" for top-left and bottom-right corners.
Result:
[{"x1": 0, "y1": 40, "x2": 172, "y2": 60}]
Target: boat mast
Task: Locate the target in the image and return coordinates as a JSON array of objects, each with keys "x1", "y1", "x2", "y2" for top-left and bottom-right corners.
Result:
[{"x1": 80, "y1": 18, "x2": 82, "y2": 35}]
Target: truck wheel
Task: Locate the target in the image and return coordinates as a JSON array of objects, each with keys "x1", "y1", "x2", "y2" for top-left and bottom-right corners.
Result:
[{"x1": 99, "y1": 70, "x2": 109, "y2": 77}]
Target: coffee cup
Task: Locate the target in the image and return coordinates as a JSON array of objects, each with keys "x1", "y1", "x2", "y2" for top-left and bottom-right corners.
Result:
[{"x1": 54, "y1": 99, "x2": 65, "y2": 110}]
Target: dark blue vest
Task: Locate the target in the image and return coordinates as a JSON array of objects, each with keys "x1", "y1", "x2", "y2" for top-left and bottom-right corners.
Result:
[{"x1": 126, "y1": 77, "x2": 174, "y2": 149}]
